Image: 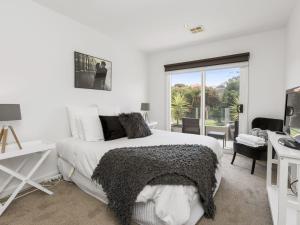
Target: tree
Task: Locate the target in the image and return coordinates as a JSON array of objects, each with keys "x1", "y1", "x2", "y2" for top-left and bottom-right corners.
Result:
[
  {"x1": 183, "y1": 86, "x2": 201, "y2": 118},
  {"x1": 222, "y1": 76, "x2": 239, "y2": 108},
  {"x1": 204, "y1": 87, "x2": 222, "y2": 122},
  {"x1": 230, "y1": 96, "x2": 239, "y2": 121},
  {"x1": 171, "y1": 93, "x2": 189, "y2": 125},
  {"x1": 170, "y1": 75, "x2": 240, "y2": 125},
  {"x1": 222, "y1": 76, "x2": 240, "y2": 121},
  {"x1": 205, "y1": 87, "x2": 221, "y2": 108}
]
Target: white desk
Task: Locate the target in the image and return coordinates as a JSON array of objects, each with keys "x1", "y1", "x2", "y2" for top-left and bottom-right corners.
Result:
[
  {"x1": 267, "y1": 131, "x2": 300, "y2": 225},
  {"x1": 0, "y1": 141, "x2": 55, "y2": 216}
]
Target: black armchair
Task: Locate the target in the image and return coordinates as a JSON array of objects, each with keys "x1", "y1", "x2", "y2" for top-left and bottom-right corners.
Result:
[
  {"x1": 182, "y1": 118, "x2": 200, "y2": 134},
  {"x1": 231, "y1": 117, "x2": 283, "y2": 174}
]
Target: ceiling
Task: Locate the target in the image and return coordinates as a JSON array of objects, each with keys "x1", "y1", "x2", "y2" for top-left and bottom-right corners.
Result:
[{"x1": 35, "y1": 0, "x2": 296, "y2": 52}]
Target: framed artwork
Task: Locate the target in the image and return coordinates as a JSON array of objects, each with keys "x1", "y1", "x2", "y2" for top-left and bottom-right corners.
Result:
[{"x1": 74, "y1": 51, "x2": 112, "y2": 91}]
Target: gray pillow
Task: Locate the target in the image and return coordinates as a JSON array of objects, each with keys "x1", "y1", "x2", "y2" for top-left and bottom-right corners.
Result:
[{"x1": 119, "y1": 113, "x2": 152, "y2": 139}]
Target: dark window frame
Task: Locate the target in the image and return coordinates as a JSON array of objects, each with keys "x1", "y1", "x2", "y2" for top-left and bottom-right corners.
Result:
[{"x1": 164, "y1": 53, "x2": 250, "y2": 72}]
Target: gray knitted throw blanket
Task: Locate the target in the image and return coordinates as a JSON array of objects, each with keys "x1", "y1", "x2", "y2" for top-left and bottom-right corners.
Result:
[{"x1": 91, "y1": 144, "x2": 218, "y2": 225}]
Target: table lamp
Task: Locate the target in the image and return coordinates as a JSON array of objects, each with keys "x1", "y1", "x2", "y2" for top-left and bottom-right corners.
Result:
[
  {"x1": 0, "y1": 104, "x2": 22, "y2": 153},
  {"x1": 141, "y1": 103, "x2": 150, "y2": 123}
]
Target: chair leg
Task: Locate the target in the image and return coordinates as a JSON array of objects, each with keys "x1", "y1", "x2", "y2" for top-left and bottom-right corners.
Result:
[
  {"x1": 0, "y1": 127, "x2": 4, "y2": 142},
  {"x1": 251, "y1": 159, "x2": 256, "y2": 175},
  {"x1": 231, "y1": 152, "x2": 236, "y2": 165}
]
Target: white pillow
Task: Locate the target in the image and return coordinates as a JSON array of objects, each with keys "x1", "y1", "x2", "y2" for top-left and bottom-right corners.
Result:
[
  {"x1": 66, "y1": 106, "x2": 98, "y2": 138},
  {"x1": 79, "y1": 114, "x2": 104, "y2": 141},
  {"x1": 75, "y1": 117, "x2": 85, "y2": 140},
  {"x1": 97, "y1": 105, "x2": 120, "y2": 116}
]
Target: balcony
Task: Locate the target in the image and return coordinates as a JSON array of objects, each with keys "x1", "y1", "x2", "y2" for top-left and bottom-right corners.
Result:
[{"x1": 171, "y1": 121, "x2": 235, "y2": 150}]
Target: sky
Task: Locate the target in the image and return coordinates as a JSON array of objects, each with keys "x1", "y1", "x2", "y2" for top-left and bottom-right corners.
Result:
[{"x1": 171, "y1": 67, "x2": 240, "y2": 87}]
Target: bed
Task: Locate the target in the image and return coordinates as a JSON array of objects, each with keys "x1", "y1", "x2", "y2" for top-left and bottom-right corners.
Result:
[{"x1": 57, "y1": 129, "x2": 223, "y2": 225}]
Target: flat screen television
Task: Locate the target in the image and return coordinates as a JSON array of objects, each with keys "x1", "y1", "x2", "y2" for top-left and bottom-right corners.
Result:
[{"x1": 279, "y1": 86, "x2": 300, "y2": 150}]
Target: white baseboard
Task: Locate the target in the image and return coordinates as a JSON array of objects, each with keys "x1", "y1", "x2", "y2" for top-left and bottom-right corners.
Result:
[{"x1": 0, "y1": 171, "x2": 60, "y2": 199}]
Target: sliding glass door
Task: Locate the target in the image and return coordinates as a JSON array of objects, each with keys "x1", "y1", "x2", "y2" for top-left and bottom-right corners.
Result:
[
  {"x1": 170, "y1": 70, "x2": 202, "y2": 133},
  {"x1": 167, "y1": 63, "x2": 248, "y2": 148},
  {"x1": 205, "y1": 67, "x2": 240, "y2": 149}
]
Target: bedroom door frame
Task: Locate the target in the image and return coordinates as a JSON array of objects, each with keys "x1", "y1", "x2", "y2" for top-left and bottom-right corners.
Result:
[{"x1": 165, "y1": 61, "x2": 249, "y2": 134}]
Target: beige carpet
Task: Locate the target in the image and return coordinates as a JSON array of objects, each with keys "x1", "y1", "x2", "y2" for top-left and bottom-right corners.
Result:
[{"x1": 0, "y1": 153, "x2": 272, "y2": 225}]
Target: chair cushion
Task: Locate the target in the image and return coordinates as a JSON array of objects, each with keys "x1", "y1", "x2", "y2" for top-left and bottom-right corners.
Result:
[
  {"x1": 234, "y1": 142, "x2": 267, "y2": 160},
  {"x1": 207, "y1": 131, "x2": 225, "y2": 138}
]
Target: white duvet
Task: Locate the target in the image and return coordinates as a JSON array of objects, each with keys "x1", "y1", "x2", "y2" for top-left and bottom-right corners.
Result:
[{"x1": 57, "y1": 129, "x2": 223, "y2": 225}]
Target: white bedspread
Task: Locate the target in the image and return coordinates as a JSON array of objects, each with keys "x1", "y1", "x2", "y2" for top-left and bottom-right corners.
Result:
[{"x1": 57, "y1": 129, "x2": 223, "y2": 225}]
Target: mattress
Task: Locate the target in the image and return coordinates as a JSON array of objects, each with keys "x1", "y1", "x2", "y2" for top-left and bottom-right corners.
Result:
[{"x1": 56, "y1": 129, "x2": 223, "y2": 225}]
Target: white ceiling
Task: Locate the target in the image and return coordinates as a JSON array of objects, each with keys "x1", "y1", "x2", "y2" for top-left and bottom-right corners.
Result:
[{"x1": 35, "y1": 0, "x2": 296, "y2": 52}]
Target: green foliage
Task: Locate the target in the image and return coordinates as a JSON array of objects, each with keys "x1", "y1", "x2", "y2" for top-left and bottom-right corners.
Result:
[
  {"x1": 229, "y1": 96, "x2": 239, "y2": 121},
  {"x1": 205, "y1": 87, "x2": 221, "y2": 107},
  {"x1": 205, "y1": 119, "x2": 218, "y2": 126},
  {"x1": 205, "y1": 87, "x2": 222, "y2": 122},
  {"x1": 223, "y1": 76, "x2": 240, "y2": 121},
  {"x1": 171, "y1": 75, "x2": 240, "y2": 125},
  {"x1": 171, "y1": 93, "x2": 190, "y2": 125},
  {"x1": 222, "y1": 76, "x2": 239, "y2": 108}
]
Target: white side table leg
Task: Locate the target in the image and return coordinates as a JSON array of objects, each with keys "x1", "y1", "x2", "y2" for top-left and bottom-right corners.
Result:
[
  {"x1": 297, "y1": 164, "x2": 300, "y2": 225},
  {"x1": 0, "y1": 158, "x2": 29, "y2": 193},
  {"x1": 0, "y1": 150, "x2": 53, "y2": 216},
  {"x1": 0, "y1": 180, "x2": 27, "y2": 216},
  {"x1": 278, "y1": 158, "x2": 288, "y2": 225},
  {"x1": 267, "y1": 140, "x2": 273, "y2": 187}
]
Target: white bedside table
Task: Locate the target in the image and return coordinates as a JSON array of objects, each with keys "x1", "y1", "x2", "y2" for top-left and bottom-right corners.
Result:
[
  {"x1": 147, "y1": 121, "x2": 158, "y2": 129},
  {"x1": 0, "y1": 140, "x2": 55, "y2": 216},
  {"x1": 266, "y1": 131, "x2": 300, "y2": 225}
]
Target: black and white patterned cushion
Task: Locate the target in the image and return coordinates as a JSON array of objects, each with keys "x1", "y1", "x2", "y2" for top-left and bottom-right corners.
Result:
[{"x1": 249, "y1": 128, "x2": 268, "y2": 141}]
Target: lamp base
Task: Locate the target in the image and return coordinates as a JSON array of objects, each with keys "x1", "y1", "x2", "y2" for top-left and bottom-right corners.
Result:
[
  {"x1": 0, "y1": 126, "x2": 22, "y2": 153},
  {"x1": 143, "y1": 112, "x2": 149, "y2": 123}
]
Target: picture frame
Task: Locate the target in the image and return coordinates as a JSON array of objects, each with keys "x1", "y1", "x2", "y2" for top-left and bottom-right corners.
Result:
[{"x1": 74, "y1": 51, "x2": 112, "y2": 91}]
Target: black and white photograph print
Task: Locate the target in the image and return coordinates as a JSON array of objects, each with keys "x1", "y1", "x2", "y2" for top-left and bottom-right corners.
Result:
[{"x1": 74, "y1": 51, "x2": 112, "y2": 91}]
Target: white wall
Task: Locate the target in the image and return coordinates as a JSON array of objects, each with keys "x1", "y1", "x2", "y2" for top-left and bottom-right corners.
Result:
[
  {"x1": 286, "y1": 0, "x2": 300, "y2": 89},
  {"x1": 147, "y1": 29, "x2": 286, "y2": 130},
  {"x1": 0, "y1": 0, "x2": 147, "y2": 197}
]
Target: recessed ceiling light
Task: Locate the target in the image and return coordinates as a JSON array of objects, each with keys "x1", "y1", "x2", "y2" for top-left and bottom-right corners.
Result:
[{"x1": 189, "y1": 26, "x2": 204, "y2": 34}]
